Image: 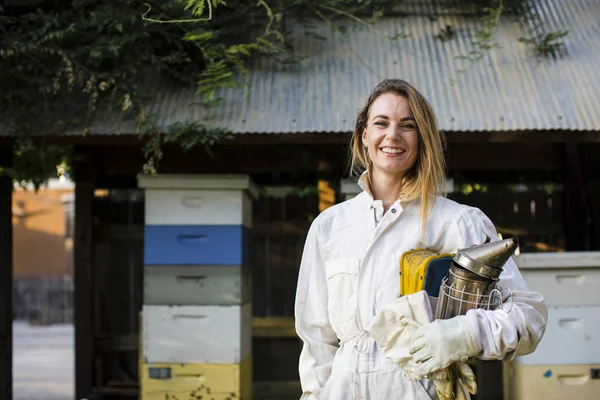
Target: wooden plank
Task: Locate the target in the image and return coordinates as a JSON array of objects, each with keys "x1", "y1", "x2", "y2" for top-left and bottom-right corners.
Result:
[
  {"x1": 253, "y1": 317, "x2": 297, "y2": 338},
  {"x1": 0, "y1": 144, "x2": 13, "y2": 400},
  {"x1": 74, "y1": 147, "x2": 96, "y2": 399}
]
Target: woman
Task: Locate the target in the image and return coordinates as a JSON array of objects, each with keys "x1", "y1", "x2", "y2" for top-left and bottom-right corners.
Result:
[{"x1": 294, "y1": 79, "x2": 547, "y2": 399}]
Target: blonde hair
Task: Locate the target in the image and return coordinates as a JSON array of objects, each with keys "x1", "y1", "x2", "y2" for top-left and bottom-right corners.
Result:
[{"x1": 350, "y1": 79, "x2": 448, "y2": 235}]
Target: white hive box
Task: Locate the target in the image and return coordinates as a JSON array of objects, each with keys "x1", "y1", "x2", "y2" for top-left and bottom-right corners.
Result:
[
  {"x1": 503, "y1": 361, "x2": 600, "y2": 400},
  {"x1": 138, "y1": 174, "x2": 257, "y2": 227},
  {"x1": 142, "y1": 303, "x2": 252, "y2": 364},
  {"x1": 145, "y1": 189, "x2": 254, "y2": 226},
  {"x1": 144, "y1": 265, "x2": 251, "y2": 305},
  {"x1": 517, "y1": 306, "x2": 600, "y2": 366},
  {"x1": 515, "y1": 252, "x2": 600, "y2": 307}
]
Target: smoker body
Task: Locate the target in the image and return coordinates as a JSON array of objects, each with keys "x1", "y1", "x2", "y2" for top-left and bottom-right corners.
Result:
[{"x1": 435, "y1": 237, "x2": 518, "y2": 320}]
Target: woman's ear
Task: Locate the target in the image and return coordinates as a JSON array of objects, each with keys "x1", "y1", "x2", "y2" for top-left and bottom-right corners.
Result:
[{"x1": 361, "y1": 127, "x2": 368, "y2": 146}]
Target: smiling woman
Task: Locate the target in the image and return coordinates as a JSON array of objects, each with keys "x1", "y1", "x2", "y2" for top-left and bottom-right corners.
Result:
[
  {"x1": 350, "y1": 79, "x2": 448, "y2": 235},
  {"x1": 361, "y1": 94, "x2": 420, "y2": 207},
  {"x1": 294, "y1": 79, "x2": 547, "y2": 400}
]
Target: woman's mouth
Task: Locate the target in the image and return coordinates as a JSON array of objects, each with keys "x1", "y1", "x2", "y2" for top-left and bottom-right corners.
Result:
[{"x1": 380, "y1": 147, "x2": 405, "y2": 155}]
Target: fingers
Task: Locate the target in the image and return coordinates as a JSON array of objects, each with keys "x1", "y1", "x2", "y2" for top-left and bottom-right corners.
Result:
[
  {"x1": 413, "y1": 359, "x2": 436, "y2": 377},
  {"x1": 412, "y1": 349, "x2": 432, "y2": 364},
  {"x1": 414, "y1": 358, "x2": 453, "y2": 377},
  {"x1": 408, "y1": 335, "x2": 426, "y2": 355},
  {"x1": 430, "y1": 368, "x2": 451, "y2": 381},
  {"x1": 455, "y1": 362, "x2": 475, "y2": 381},
  {"x1": 433, "y1": 377, "x2": 453, "y2": 400}
]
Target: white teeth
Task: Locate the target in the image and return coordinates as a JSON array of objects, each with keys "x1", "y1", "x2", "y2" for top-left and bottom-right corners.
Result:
[{"x1": 381, "y1": 148, "x2": 404, "y2": 154}]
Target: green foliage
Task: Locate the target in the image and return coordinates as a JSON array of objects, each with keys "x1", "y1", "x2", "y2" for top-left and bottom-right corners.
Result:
[
  {"x1": 516, "y1": 0, "x2": 570, "y2": 56},
  {"x1": 0, "y1": 0, "x2": 571, "y2": 186},
  {"x1": 518, "y1": 30, "x2": 570, "y2": 56},
  {"x1": 434, "y1": 25, "x2": 455, "y2": 42},
  {"x1": 8, "y1": 140, "x2": 71, "y2": 191},
  {"x1": 138, "y1": 110, "x2": 232, "y2": 175},
  {"x1": 452, "y1": 0, "x2": 569, "y2": 80}
]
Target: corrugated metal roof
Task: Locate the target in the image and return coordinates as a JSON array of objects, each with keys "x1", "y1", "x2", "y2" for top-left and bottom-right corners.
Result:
[{"x1": 18, "y1": 0, "x2": 600, "y2": 135}]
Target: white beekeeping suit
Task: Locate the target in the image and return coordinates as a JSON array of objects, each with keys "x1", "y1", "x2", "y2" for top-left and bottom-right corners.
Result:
[{"x1": 294, "y1": 175, "x2": 547, "y2": 399}]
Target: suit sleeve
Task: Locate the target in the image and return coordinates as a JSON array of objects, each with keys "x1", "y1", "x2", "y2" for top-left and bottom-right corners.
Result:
[
  {"x1": 442, "y1": 207, "x2": 548, "y2": 360},
  {"x1": 295, "y1": 218, "x2": 339, "y2": 398}
]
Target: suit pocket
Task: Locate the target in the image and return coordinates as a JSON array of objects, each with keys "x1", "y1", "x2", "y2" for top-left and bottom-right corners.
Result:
[{"x1": 325, "y1": 258, "x2": 360, "y2": 322}]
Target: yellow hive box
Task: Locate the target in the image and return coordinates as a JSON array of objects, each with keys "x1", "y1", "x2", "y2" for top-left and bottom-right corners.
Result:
[
  {"x1": 141, "y1": 356, "x2": 253, "y2": 400},
  {"x1": 503, "y1": 361, "x2": 600, "y2": 400}
]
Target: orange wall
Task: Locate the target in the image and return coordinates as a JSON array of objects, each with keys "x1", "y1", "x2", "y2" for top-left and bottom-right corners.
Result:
[{"x1": 12, "y1": 185, "x2": 74, "y2": 278}]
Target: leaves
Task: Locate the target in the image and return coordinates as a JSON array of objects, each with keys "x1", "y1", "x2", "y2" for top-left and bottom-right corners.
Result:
[
  {"x1": 0, "y1": 0, "x2": 570, "y2": 183},
  {"x1": 518, "y1": 30, "x2": 570, "y2": 57}
]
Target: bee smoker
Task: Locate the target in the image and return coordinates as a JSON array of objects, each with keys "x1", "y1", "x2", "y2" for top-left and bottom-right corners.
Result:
[{"x1": 435, "y1": 236, "x2": 518, "y2": 320}]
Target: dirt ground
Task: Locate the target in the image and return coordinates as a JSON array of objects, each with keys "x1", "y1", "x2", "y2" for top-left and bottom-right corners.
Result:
[{"x1": 13, "y1": 321, "x2": 74, "y2": 400}]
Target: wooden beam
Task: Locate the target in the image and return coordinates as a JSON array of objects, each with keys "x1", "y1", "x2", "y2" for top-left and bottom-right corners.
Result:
[
  {"x1": 585, "y1": 178, "x2": 600, "y2": 250},
  {"x1": 564, "y1": 142, "x2": 591, "y2": 251},
  {"x1": 74, "y1": 147, "x2": 96, "y2": 399},
  {"x1": 444, "y1": 130, "x2": 600, "y2": 143},
  {"x1": 253, "y1": 317, "x2": 297, "y2": 338},
  {"x1": 0, "y1": 144, "x2": 13, "y2": 400},
  {"x1": 68, "y1": 139, "x2": 565, "y2": 180},
  {"x1": 87, "y1": 143, "x2": 326, "y2": 176},
  {"x1": 18, "y1": 129, "x2": 600, "y2": 147},
  {"x1": 447, "y1": 142, "x2": 563, "y2": 171}
]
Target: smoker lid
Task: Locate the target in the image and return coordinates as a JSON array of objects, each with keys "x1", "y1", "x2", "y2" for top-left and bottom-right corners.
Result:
[{"x1": 454, "y1": 236, "x2": 519, "y2": 279}]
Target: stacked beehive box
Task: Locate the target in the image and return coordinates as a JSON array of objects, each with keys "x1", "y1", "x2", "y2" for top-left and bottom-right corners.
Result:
[
  {"x1": 507, "y1": 252, "x2": 600, "y2": 400},
  {"x1": 138, "y1": 174, "x2": 256, "y2": 400}
]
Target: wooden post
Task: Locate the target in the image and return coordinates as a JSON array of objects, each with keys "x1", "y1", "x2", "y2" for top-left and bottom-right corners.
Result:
[
  {"x1": 0, "y1": 144, "x2": 13, "y2": 400},
  {"x1": 74, "y1": 147, "x2": 95, "y2": 399},
  {"x1": 587, "y1": 178, "x2": 600, "y2": 250},
  {"x1": 564, "y1": 142, "x2": 591, "y2": 251}
]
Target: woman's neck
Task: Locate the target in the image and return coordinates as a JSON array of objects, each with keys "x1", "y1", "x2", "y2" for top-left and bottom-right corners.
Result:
[{"x1": 369, "y1": 170, "x2": 403, "y2": 211}]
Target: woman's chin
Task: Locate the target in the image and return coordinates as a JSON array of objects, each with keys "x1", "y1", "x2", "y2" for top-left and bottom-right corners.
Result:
[{"x1": 373, "y1": 165, "x2": 410, "y2": 178}]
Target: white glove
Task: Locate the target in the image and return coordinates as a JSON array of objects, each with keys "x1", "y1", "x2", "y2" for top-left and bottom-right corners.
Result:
[
  {"x1": 366, "y1": 291, "x2": 433, "y2": 380},
  {"x1": 430, "y1": 362, "x2": 478, "y2": 400},
  {"x1": 455, "y1": 361, "x2": 477, "y2": 396},
  {"x1": 409, "y1": 316, "x2": 481, "y2": 376}
]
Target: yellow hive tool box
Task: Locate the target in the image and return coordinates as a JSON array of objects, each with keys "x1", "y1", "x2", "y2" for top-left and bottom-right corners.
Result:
[{"x1": 400, "y1": 249, "x2": 454, "y2": 297}]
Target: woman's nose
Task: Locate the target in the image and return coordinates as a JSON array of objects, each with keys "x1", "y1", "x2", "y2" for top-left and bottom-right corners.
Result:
[{"x1": 385, "y1": 124, "x2": 403, "y2": 139}]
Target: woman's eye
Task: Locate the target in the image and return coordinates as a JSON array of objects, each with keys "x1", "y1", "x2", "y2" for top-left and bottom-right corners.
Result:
[
  {"x1": 402, "y1": 124, "x2": 417, "y2": 130},
  {"x1": 374, "y1": 121, "x2": 387, "y2": 127}
]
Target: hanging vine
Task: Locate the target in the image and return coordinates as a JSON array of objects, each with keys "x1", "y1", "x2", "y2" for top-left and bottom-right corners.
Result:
[{"x1": 0, "y1": 0, "x2": 570, "y2": 185}]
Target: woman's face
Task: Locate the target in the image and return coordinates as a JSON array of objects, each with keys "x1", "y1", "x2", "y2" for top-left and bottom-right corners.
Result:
[{"x1": 362, "y1": 93, "x2": 419, "y2": 181}]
